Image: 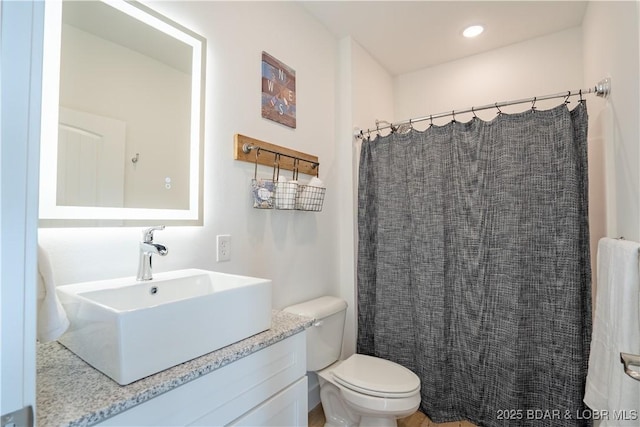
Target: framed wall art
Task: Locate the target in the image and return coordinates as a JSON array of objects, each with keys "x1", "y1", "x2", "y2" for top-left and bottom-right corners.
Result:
[{"x1": 261, "y1": 52, "x2": 296, "y2": 128}]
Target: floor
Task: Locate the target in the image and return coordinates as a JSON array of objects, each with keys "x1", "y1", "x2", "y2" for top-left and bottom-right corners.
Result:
[{"x1": 308, "y1": 404, "x2": 477, "y2": 427}]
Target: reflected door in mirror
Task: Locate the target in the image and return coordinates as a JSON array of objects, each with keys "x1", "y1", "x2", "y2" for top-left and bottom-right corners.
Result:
[{"x1": 57, "y1": 108, "x2": 126, "y2": 208}]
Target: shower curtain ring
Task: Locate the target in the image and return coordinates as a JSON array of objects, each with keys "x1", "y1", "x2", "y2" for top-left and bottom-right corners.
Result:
[
  {"x1": 429, "y1": 115, "x2": 433, "y2": 128},
  {"x1": 531, "y1": 97, "x2": 537, "y2": 111},
  {"x1": 495, "y1": 102, "x2": 502, "y2": 115},
  {"x1": 451, "y1": 110, "x2": 456, "y2": 122},
  {"x1": 472, "y1": 106, "x2": 477, "y2": 118},
  {"x1": 579, "y1": 89, "x2": 584, "y2": 102},
  {"x1": 564, "y1": 91, "x2": 571, "y2": 104}
]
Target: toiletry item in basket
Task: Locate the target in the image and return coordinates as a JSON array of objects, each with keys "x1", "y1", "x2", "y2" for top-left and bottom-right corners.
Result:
[{"x1": 308, "y1": 177, "x2": 323, "y2": 187}]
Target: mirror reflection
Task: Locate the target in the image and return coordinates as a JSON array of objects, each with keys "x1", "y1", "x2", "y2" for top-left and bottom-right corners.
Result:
[{"x1": 40, "y1": 0, "x2": 205, "y2": 224}]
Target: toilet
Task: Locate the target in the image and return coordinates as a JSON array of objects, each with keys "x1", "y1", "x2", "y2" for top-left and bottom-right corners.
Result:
[{"x1": 284, "y1": 296, "x2": 421, "y2": 427}]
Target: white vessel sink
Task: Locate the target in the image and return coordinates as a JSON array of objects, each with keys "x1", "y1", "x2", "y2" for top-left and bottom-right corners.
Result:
[{"x1": 57, "y1": 269, "x2": 272, "y2": 385}]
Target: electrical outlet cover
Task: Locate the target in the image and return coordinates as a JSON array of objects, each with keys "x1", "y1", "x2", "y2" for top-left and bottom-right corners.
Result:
[{"x1": 216, "y1": 235, "x2": 231, "y2": 262}]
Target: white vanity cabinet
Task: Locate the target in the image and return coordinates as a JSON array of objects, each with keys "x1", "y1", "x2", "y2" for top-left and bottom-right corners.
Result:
[{"x1": 96, "y1": 332, "x2": 307, "y2": 426}]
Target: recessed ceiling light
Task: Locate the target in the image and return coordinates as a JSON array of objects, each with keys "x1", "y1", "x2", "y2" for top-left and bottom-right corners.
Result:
[{"x1": 463, "y1": 25, "x2": 484, "y2": 38}]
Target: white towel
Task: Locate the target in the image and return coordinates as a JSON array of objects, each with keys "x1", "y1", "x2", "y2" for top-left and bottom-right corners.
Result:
[
  {"x1": 37, "y1": 245, "x2": 69, "y2": 342},
  {"x1": 584, "y1": 237, "x2": 640, "y2": 425}
]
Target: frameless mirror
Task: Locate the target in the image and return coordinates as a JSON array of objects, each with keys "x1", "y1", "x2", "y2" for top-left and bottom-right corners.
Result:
[{"x1": 40, "y1": 0, "x2": 205, "y2": 226}]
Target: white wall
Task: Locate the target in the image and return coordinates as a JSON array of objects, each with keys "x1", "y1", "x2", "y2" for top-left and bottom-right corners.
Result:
[
  {"x1": 351, "y1": 40, "x2": 395, "y2": 138},
  {"x1": 310, "y1": 35, "x2": 394, "y2": 412},
  {"x1": 583, "y1": 1, "x2": 640, "y2": 246},
  {"x1": 394, "y1": 27, "x2": 584, "y2": 125},
  {"x1": 39, "y1": 1, "x2": 340, "y2": 314},
  {"x1": 338, "y1": 37, "x2": 394, "y2": 358}
]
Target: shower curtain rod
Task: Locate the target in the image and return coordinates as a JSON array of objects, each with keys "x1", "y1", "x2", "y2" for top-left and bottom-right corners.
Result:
[{"x1": 354, "y1": 77, "x2": 611, "y2": 139}]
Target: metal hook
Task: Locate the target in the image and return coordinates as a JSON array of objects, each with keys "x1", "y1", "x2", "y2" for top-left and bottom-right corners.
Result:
[
  {"x1": 564, "y1": 90, "x2": 571, "y2": 104},
  {"x1": 292, "y1": 158, "x2": 299, "y2": 181},
  {"x1": 131, "y1": 153, "x2": 140, "y2": 164},
  {"x1": 472, "y1": 106, "x2": 477, "y2": 119},
  {"x1": 495, "y1": 102, "x2": 502, "y2": 115},
  {"x1": 253, "y1": 147, "x2": 261, "y2": 179},
  {"x1": 451, "y1": 110, "x2": 456, "y2": 123},
  {"x1": 531, "y1": 97, "x2": 537, "y2": 111},
  {"x1": 579, "y1": 89, "x2": 584, "y2": 102},
  {"x1": 272, "y1": 153, "x2": 281, "y2": 181},
  {"x1": 429, "y1": 115, "x2": 434, "y2": 128}
]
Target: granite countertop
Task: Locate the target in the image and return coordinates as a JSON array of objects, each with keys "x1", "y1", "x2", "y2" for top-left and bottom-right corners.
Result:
[{"x1": 37, "y1": 310, "x2": 313, "y2": 427}]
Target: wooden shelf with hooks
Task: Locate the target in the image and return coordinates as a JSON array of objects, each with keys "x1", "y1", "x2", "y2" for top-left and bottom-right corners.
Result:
[{"x1": 234, "y1": 134, "x2": 319, "y2": 176}]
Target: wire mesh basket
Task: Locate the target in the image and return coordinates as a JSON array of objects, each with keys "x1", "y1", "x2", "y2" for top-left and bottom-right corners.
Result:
[
  {"x1": 274, "y1": 181, "x2": 298, "y2": 210},
  {"x1": 295, "y1": 184, "x2": 325, "y2": 211}
]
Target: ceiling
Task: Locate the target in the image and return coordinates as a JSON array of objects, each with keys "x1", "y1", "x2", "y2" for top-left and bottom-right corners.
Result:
[{"x1": 300, "y1": 1, "x2": 588, "y2": 76}]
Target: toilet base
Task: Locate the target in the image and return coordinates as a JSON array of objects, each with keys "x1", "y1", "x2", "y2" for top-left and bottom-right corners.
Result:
[
  {"x1": 319, "y1": 376, "x2": 416, "y2": 427},
  {"x1": 321, "y1": 380, "x2": 359, "y2": 427}
]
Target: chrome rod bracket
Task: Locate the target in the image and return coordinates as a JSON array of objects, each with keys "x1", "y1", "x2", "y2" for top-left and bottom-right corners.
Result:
[
  {"x1": 242, "y1": 143, "x2": 255, "y2": 154},
  {"x1": 596, "y1": 77, "x2": 611, "y2": 98}
]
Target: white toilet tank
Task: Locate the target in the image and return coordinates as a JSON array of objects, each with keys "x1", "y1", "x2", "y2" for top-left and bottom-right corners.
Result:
[{"x1": 283, "y1": 296, "x2": 347, "y2": 371}]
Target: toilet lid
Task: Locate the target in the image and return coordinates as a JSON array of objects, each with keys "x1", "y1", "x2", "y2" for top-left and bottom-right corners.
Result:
[{"x1": 332, "y1": 354, "x2": 420, "y2": 398}]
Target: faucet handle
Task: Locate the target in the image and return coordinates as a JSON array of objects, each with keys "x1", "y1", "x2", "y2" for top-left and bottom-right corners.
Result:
[{"x1": 142, "y1": 226, "x2": 165, "y2": 243}]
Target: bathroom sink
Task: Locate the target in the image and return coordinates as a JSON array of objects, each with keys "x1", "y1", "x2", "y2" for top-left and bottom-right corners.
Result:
[{"x1": 56, "y1": 269, "x2": 272, "y2": 385}]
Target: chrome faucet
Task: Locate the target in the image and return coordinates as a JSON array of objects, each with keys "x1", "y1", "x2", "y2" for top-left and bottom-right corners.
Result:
[{"x1": 137, "y1": 226, "x2": 168, "y2": 281}]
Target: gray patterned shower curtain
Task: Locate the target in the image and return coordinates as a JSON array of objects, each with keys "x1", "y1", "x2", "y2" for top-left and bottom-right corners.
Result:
[{"x1": 357, "y1": 103, "x2": 592, "y2": 426}]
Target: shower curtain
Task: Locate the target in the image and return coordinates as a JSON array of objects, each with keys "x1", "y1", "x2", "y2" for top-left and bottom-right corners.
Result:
[{"x1": 357, "y1": 102, "x2": 592, "y2": 426}]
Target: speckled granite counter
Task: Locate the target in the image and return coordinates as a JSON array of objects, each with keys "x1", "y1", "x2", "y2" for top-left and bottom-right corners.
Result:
[{"x1": 37, "y1": 310, "x2": 313, "y2": 427}]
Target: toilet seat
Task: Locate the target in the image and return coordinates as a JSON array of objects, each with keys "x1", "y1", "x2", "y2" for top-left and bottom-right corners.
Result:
[{"x1": 332, "y1": 354, "x2": 420, "y2": 398}]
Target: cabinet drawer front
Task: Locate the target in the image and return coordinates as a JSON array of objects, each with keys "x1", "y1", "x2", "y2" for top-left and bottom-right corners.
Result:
[
  {"x1": 226, "y1": 377, "x2": 308, "y2": 427},
  {"x1": 97, "y1": 332, "x2": 306, "y2": 426}
]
